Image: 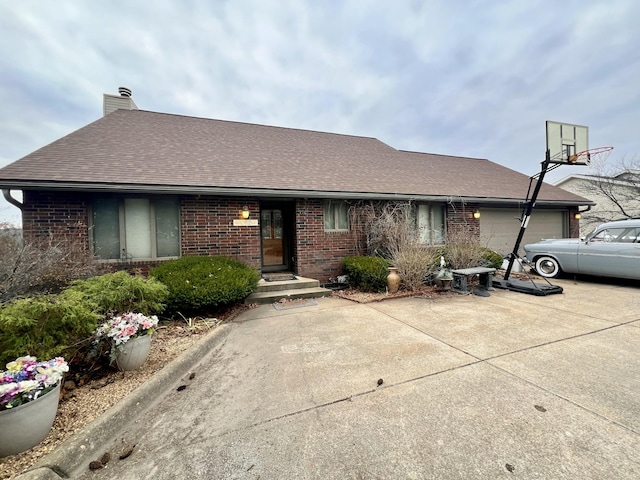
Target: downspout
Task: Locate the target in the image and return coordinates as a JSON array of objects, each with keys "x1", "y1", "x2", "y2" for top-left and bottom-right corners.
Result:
[{"x1": 2, "y1": 189, "x2": 23, "y2": 211}]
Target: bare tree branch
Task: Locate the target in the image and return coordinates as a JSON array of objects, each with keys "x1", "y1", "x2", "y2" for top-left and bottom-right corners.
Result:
[{"x1": 569, "y1": 154, "x2": 640, "y2": 229}]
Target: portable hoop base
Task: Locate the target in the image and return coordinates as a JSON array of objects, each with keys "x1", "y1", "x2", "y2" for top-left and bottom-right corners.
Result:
[{"x1": 493, "y1": 278, "x2": 563, "y2": 296}]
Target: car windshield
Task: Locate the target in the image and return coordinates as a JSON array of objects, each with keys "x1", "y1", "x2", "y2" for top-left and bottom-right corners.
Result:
[{"x1": 585, "y1": 226, "x2": 599, "y2": 242}]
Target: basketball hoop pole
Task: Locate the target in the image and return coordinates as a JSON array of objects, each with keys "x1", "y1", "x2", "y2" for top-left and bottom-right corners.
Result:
[{"x1": 503, "y1": 149, "x2": 552, "y2": 280}]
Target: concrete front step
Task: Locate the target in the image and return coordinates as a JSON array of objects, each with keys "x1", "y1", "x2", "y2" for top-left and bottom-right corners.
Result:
[
  {"x1": 254, "y1": 276, "x2": 320, "y2": 293},
  {"x1": 245, "y1": 276, "x2": 332, "y2": 304},
  {"x1": 245, "y1": 286, "x2": 332, "y2": 305}
]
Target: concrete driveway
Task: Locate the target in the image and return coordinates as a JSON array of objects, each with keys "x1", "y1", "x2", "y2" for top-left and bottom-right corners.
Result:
[{"x1": 27, "y1": 278, "x2": 640, "y2": 479}]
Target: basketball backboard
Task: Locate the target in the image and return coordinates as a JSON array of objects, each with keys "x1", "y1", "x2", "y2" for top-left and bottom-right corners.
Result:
[{"x1": 545, "y1": 121, "x2": 589, "y2": 164}]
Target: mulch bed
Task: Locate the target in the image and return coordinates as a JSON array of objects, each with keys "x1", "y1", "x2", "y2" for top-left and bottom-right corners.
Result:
[
  {"x1": 331, "y1": 270, "x2": 545, "y2": 304},
  {"x1": 332, "y1": 284, "x2": 454, "y2": 303}
]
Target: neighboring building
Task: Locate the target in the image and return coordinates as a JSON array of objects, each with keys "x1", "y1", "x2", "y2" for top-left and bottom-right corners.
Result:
[
  {"x1": 0, "y1": 89, "x2": 589, "y2": 281},
  {"x1": 555, "y1": 171, "x2": 640, "y2": 236}
]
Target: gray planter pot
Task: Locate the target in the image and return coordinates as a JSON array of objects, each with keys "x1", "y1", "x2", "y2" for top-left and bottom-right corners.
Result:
[
  {"x1": 116, "y1": 334, "x2": 152, "y2": 371},
  {"x1": 0, "y1": 382, "x2": 61, "y2": 456}
]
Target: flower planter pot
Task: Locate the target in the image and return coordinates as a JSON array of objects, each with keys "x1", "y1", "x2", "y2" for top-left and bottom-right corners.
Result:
[
  {"x1": 0, "y1": 382, "x2": 61, "y2": 456},
  {"x1": 116, "y1": 334, "x2": 152, "y2": 371}
]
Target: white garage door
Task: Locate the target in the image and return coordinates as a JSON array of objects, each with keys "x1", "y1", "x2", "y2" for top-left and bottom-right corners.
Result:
[{"x1": 480, "y1": 209, "x2": 566, "y2": 256}]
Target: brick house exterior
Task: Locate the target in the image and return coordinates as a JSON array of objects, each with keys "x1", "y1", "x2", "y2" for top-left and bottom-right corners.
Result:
[
  {"x1": 18, "y1": 189, "x2": 489, "y2": 282},
  {"x1": 0, "y1": 90, "x2": 589, "y2": 282}
]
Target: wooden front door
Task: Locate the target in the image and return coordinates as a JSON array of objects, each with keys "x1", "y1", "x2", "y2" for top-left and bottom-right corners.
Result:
[{"x1": 261, "y1": 209, "x2": 285, "y2": 267}]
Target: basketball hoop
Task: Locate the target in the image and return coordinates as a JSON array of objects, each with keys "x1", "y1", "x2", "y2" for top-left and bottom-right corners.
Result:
[
  {"x1": 568, "y1": 146, "x2": 613, "y2": 166},
  {"x1": 498, "y1": 123, "x2": 614, "y2": 295}
]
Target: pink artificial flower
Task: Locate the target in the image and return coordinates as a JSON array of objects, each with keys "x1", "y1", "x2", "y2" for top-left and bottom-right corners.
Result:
[
  {"x1": 140, "y1": 320, "x2": 153, "y2": 330},
  {"x1": 122, "y1": 325, "x2": 138, "y2": 337}
]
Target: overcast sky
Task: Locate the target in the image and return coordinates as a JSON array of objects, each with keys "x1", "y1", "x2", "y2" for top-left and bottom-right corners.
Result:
[{"x1": 1, "y1": 0, "x2": 639, "y2": 225}]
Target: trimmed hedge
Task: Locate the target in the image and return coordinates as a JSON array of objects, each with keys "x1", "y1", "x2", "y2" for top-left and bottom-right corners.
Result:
[
  {"x1": 343, "y1": 256, "x2": 391, "y2": 293},
  {"x1": 150, "y1": 256, "x2": 260, "y2": 315},
  {"x1": 63, "y1": 271, "x2": 168, "y2": 315}
]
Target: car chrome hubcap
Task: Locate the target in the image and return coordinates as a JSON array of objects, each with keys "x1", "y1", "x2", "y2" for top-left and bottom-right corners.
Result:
[{"x1": 539, "y1": 260, "x2": 555, "y2": 274}]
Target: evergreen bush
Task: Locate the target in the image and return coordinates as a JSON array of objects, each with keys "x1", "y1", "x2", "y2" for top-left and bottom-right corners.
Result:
[
  {"x1": 63, "y1": 271, "x2": 168, "y2": 315},
  {"x1": 480, "y1": 248, "x2": 504, "y2": 269},
  {"x1": 0, "y1": 291, "x2": 101, "y2": 366},
  {"x1": 150, "y1": 256, "x2": 260, "y2": 315},
  {"x1": 343, "y1": 256, "x2": 391, "y2": 292}
]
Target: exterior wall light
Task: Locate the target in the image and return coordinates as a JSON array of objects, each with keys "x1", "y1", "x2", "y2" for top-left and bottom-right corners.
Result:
[
  {"x1": 241, "y1": 206, "x2": 250, "y2": 219},
  {"x1": 574, "y1": 213, "x2": 581, "y2": 220},
  {"x1": 473, "y1": 209, "x2": 481, "y2": 219}
]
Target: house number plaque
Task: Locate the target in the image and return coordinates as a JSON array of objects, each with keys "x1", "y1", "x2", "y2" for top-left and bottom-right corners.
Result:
[{"x1": 233, "y1": 219, "x2": 259, "y2": 226}]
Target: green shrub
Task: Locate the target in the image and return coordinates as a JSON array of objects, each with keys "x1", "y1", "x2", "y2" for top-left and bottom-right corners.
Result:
[
  {"x1": 63, "y1": 271, "x2": 168, "y2": 315},
  {"x1": 343, "y1": 256, "x2": 391, "y2": 292},
  {"x1": 150, "y1": 256, "x2": 260, "y2": 315},
  {"x1": 480, "y1": 248, "x2": 504, "y2": 269},
  {"x1": 0, "y1": 291, "x2": 102, "y2": 366}
]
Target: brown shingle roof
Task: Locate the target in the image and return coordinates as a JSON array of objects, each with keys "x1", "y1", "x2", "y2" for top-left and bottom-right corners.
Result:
[{"x1": 0, "y1": 109, "x2": 589, "y2": 205}]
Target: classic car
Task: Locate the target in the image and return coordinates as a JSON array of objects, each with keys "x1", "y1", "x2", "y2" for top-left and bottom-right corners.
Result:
[{"x1": 524, "y1": 219, "x2": 640, "y2": 280}]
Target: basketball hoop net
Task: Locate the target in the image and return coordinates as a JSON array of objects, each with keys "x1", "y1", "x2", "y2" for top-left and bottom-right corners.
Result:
[{"x1": 567, "y1": 146, "x2": 613, "y2": 166}]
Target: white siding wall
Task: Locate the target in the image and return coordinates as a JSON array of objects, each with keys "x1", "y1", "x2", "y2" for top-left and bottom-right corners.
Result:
[
  {"x1": 103, "y1": 94, "x2": 138, "y2": 116},
  {"x1": 556, "y1": 177, "x2": 640, "y2": 236}
]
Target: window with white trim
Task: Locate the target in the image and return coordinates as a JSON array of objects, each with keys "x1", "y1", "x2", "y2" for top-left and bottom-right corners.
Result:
[
  {"x1": 91, "y1": 197, "x2": 180, "y2": 260},
  {"x1": 323, "y1": 200, "x2": 350, "y2": 231},
  {"x1": 415, "y1": 203, "x2": 445, "y2": 244}
]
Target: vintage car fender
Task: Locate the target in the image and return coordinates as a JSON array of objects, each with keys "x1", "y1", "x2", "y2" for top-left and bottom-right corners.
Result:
[{"x1": 524, "y1": 238, "x2": 581, "y2": 274}]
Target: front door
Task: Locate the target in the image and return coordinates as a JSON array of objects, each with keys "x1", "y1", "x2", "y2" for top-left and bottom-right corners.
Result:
[{"x1": 261, "y1": 208, "x2": 286, "y2": 269}]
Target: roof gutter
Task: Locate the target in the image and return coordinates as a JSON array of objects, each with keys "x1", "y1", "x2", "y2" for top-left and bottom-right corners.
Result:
[{"x1": 0, "y1": 181, "x2": 595, "y2": 207}]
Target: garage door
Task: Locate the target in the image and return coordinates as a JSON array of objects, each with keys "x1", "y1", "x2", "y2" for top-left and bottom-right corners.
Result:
[{"x1": 480, "y1": 209, "x2": 566, "y2": 256}]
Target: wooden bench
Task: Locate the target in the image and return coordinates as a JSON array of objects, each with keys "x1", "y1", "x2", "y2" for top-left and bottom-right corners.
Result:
[{"x1": 451, "y1": 267, "x2": 496, "y2": 294}]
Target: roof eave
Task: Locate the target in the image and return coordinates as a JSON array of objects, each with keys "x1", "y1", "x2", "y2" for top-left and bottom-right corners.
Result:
[{"x1": 0, "y1": 181, "x2": 594, "y2": 206}]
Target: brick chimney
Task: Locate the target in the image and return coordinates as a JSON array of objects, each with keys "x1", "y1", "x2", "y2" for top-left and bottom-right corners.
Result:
[{"x1": 103, "y1": 87, "x2": 138, "y2": 116}]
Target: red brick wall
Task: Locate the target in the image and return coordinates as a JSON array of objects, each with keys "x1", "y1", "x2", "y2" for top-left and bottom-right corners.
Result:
[
  {"x1": 20, "y1": 192, "x2": 263, "y2": 272},
  {"x1": 21, "y1": 191, "x2": 91, "y2": 251},
  {"x1": 294, "y1": 199, "x2": 366, "y2": 281},
  {"x1": 446, "y1": 202, "x2": 480, "y2": 241},
  {"x1": 181, "y1": 197, "x2": 261, "y2": 269},
  {"x1": 19, "y1": 192, "x2": 491, "y2": 282},
  {"x1": 568, "y1": 207, "x2": 580, "y2": 238}
]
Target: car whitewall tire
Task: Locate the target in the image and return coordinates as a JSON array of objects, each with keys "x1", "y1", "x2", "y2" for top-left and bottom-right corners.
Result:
[{"x1": 534, "y1": 256, "x2": 561, "y2": 278}]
